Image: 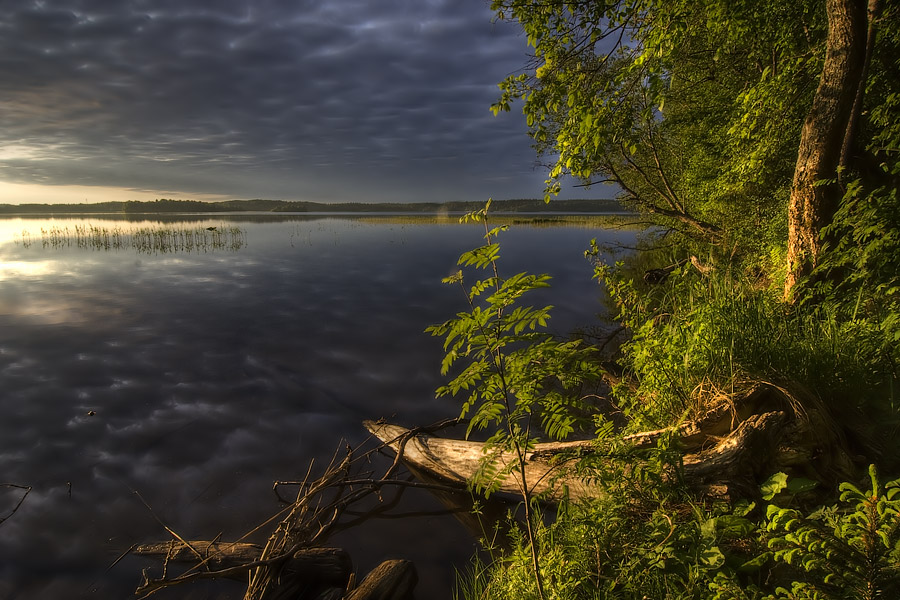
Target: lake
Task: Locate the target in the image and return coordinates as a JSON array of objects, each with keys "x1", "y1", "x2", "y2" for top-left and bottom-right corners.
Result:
[{"x1": 0, "y1": 213, "x2": 636, "y2": 599}]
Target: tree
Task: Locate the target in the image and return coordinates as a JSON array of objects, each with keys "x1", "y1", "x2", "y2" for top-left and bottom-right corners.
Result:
[
  {"x1": 491, "y1": 0, "x2": 895, "y2": 297},
  {"x1": 784, "y1": 0, "x2": 875, "y2": 298}
]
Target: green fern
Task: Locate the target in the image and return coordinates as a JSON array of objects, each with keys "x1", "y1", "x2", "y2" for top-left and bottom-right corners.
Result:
[{"x1": 765, "y1": 465, "x2": 900, "y2": 600}]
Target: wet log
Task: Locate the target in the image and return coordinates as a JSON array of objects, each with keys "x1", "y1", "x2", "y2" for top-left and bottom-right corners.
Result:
[
  {"x1": 284, "y1": 548, "x2": 353, "y2": 587},
  {"x1": 133, "y1": 540, "x2": 263, "y2": 574},
  {"x1": 346, "y1": 559, "x2": 417, "y2": 600},
  {"x1": 245, "y1": 547, "x2": 353, "y2": 600},
  {"x1": 132, "y1": 541, "x2": 352, "y2": 589}
]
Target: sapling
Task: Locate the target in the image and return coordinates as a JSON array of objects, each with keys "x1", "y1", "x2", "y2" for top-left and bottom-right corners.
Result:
[{"x1": 428, "y1": 199, "x2": 601, "y2": 600}]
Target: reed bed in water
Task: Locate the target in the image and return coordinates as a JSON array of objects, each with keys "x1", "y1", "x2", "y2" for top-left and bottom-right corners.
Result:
[
  {"x1": 355, "y1": 213, "x2": 641, "y2": 229},
  {"x1": 28, "y1": 224, "x2": 246, "y2": 253}
]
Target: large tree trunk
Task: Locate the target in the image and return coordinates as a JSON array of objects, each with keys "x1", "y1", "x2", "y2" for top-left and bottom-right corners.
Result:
[{"x1": 784, "y1": 0, "x2": 868, "y2": 299}]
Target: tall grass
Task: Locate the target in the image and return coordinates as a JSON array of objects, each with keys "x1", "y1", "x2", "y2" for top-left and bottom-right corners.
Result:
[
  {"x1": 600, "y1": 263, "x2": 899, "y2": 434},
  {"x1": 453, "y1": 490, "x2": 735, "y2": 600},
  {"x1": 24, "y1": 223, "x2": 246, "y2": 253}
]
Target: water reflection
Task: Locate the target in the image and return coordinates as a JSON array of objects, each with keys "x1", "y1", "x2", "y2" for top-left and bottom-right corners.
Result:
[
  {"x1": 4, "y1": 222, "x2": 245, "y2": 255},
  {"x1": 0, "y1": 215, "x2": 637, "y2": 599}
]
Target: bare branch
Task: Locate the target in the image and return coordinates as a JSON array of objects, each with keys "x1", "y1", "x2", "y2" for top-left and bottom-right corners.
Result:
[{"x1": 0, "y1": 484, "x2": 31, "y2": 527}]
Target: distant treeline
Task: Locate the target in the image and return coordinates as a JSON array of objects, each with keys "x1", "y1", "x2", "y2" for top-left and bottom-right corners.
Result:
[{"x1": 0, "y1": 198, "x2": 626, "y2": 215}]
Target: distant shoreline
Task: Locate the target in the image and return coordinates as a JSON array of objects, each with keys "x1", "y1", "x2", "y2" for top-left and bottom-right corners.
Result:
[{"x1": 0, "y1": 198, "x2": 627, "y2": 215}]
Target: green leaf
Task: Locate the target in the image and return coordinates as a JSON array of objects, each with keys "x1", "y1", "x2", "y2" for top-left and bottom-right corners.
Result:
[
  {"x1": 739, "y1": 552, "x2": 772, "y2": 573},
  {"x1": 699, "y1": 546, "x2": 725, "y2": 569},
  {"x1": 761, "y1": 472, "x2": 789, "y2": 501},
  {"x1": 715, "y1": 515, "x2": 756, "y2": 539},
  {"x1": 732, "y1": 499, "x2": 756, "y2": 517},
  {"x1": 785, "y1": 477, "x2": 818, "y2": 496}
]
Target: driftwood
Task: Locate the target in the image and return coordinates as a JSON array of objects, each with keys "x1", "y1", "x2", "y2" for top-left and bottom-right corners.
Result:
[
  {"x1": 345, "y1": 560, "x2": 417, "y2": 600},
  {"x1": 132, "y1": 422, "x2": 474, "y2": 599},
  {"x1": 133, "y1": 538, "x2": 418, "y2": 600},
  {"x1": 366, "y1": 384, "x2": 851, "y2": 504},
  {"x1": 130, "y1": 383, "x2": 853, "y2": 599},
  {"x1": 133, "y1": 542, "x2": 352, "y2": 586},
  {"x1": 133, "y1": 540, "x2": 264, "y2": 575},
  {"x1": 681, "y1": 410, "x2": 791, "y2": 498},
  {"x1": 364, "y1": 421, "x2": 599, "y2": 502},
  {"x1": 623, "y1": 383, "x2": 788, "y2": 451}
]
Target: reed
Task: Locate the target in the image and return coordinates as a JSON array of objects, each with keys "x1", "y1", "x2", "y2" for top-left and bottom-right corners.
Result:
[
  {"x1": 355, "y1": 213, "x2": 640, "y2": 229},
  {"x1": 17, "y1": 223, "x2": 247, "y2": 253}
]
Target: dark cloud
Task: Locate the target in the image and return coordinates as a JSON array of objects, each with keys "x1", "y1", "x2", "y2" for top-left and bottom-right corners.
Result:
[{"x1": 0, "y1": 0, "x2": 592, "y2": 202}]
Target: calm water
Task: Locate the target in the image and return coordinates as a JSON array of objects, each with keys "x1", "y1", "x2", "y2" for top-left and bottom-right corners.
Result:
[{"x1": 0, "y1": 214, "x2": 636, "y2": 599}]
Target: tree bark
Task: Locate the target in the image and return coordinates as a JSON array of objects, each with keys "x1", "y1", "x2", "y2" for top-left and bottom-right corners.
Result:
[
  {"x1": 133, "y1": 540, "x2": 263, "y2": 574},
  {"x1": 346, "y1": 560, "x2": 417, "y2": 600},
  {"x1": 784, "y1": 0, "x2": 868, "y2": 299}
]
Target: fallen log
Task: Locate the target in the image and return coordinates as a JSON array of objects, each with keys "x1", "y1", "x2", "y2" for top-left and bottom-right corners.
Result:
[
  {"x1": 364, "y1": 420, "x2": 599, "y2": 502},
  {"x1": 365, "y1": 383, "x2": 849, "y2": 504},
  {"x1": 681, "y1": 410, "x2": 790, "y2": 499},
  {"x1": 132, "y1": 542, "x2": 352, "y2": 589},
  {"x1": 622, "y1": 383, "x2": 787, "y2": 451},
  {"x1": 133, "y1": 540, "x2": 263, "y2": 575},
  {"x1": 245, "y1": 547, "x2": 353, "y2": 600},
  {"x1": 346, "y1": 560, "x2": 417, "y2": 600}
]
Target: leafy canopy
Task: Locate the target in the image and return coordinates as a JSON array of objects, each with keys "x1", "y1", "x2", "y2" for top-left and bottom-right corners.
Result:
[{"x1": 491, "y1": 0, "x2": 824, "y2": 254}]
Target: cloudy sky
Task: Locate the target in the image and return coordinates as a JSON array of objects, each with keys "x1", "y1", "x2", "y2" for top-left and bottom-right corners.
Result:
[{"x1": 0, "y1": 0, "x2": 605, "y2": 204}]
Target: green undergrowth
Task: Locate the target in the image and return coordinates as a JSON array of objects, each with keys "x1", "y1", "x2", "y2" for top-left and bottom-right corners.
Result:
[
  {"x1": 445, "y1": 228, "x2": 900, "y2": 600},
  {"x1": 592, "y1": 250, "x2": 900, "y2": 439},
  {"x1": 434, "y1": 200, "x2": 900, "y2": 600},
  {"x1": 455, "y1": 466, "x2": 900, "y2": 600}
]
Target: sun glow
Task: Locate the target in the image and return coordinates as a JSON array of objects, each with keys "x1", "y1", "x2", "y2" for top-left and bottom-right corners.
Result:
[
  {"x1": 0, "y1": 260, "x2": 56, "y2": 280},
  {"x1": 0, "y1": 181, "x2": 231, "y2": 205}
]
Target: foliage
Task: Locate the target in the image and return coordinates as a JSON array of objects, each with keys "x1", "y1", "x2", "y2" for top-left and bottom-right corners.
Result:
[
  {"x1": 429, "y1": 200, "x2": 603, "y2": 598},
  {"x1": 491, "y1": 0, "x2": 900, "y2": 300},
  {"x1": 764, "y1": 465, "x2": 900, "y2": 599},
  {"x1": 455, "y1": 465, "x2": 764, "y2": 600},
  {"x1": 455, "y1": 467, "x2": 900, "y2": 600},
  {"x1": 490, "y1": 0, "x2": 824, "y2": 250},
  {"x1": 589, "y1": 248, "x2": 895, "y2": 430},
  {"x1": 454, "y1": 1, "x2": 900, "y2": 597},
  {"x1": 428, "y1": 200, "x2": 602, "y2": 494},
  {"x1": 486, "y1": 0, "x2": 900, "y2": 432}
]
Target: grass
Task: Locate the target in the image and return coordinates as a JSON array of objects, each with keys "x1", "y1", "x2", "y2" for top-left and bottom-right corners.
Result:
[{"x1": 593, "y1": 258, "x2": 900, "y2": 459}]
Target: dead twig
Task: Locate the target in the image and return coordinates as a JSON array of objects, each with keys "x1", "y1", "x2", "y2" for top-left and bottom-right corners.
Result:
[
  {"x1": 0, "y1": 483, "x2": 31, "y2": 527},
  {"x1": 133, "y1": 419, "x2": 464, "y2": 600}
]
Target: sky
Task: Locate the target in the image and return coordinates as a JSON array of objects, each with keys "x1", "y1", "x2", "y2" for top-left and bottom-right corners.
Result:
[{"x1": 0, "y1": 0, "x2": 610, "y2": 205}]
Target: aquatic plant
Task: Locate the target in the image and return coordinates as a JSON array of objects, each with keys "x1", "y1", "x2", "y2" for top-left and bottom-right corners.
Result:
[{"x1": 17, "y1": 223, "x2": 247, "y2": 254}]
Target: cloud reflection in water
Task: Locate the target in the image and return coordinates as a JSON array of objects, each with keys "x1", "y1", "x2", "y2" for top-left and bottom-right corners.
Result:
[{"x1": 0, "y1": 216, "x2": 636, "y2": 599}]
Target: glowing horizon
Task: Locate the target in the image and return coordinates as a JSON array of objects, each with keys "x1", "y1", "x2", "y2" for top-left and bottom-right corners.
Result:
[{"x1": 0, "y1": 181, "x2": 233, "y2": 205}]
